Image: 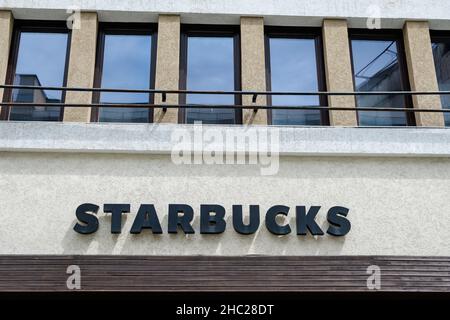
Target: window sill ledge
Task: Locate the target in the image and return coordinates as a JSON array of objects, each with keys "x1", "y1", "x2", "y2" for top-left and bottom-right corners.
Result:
[{"x1": 0, "y1": 121, "x2": 449, "y2": 158}]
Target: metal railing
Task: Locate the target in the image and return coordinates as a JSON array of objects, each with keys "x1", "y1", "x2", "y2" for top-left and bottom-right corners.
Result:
[{"x1": 1, "y1": 84, "x2": 450, "y2": 115}]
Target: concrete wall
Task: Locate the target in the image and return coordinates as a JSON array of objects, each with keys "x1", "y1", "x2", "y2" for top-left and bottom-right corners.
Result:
[
  {"x1": 403, "y1": 21, "x2": 445, "y2": 127},
  {"x1": 154, "y1": 15, "x2": 180, "y2": 123},
  {"x1": 2, "y1": 0, "x2": 450, "y2": 29},
  {"x1": 1, "y1": 2, "x2": 449, "y2": 257},
  {"x1": 240, "y1": 17, "x2": 267, "y2": 125},
  {"x1": 0, "y1": 10, "x2": 13, "y2": 116},
  {"x1": 0, "y1": 152, "x2": 448, "y2": 256},
  {"x1": 63, "y1": 12, "x2": 98, "y2": 122},
  {"x1": 322, "y1": 19, "x2": 358, "y2": 126},
  {"x1": 0, "y1": 122, "x2": 449, "y2": 256}
]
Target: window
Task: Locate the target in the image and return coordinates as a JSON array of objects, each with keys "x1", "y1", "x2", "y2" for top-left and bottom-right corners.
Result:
[
  {"x1": 92, "y1": 24, "x2": 156, "y2": 123},
  {"x1": 1, "y1": 21, "x2": 70, "y2": 121},
  {"x1": 349, "y1": 30, "x2": 414, "y2": 126},
  {"x1": 431, "y1": 32, "x2": 450, "y2": 126},
  {"x1": 265, "y1": 27, "x2": 328, "y2": 125},
  {"x1": 180, "y1": 25, "x2": 241, "y2": 124}
]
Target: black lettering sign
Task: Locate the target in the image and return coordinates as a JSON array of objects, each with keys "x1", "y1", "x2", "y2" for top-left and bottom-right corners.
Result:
[{"x1": 73, "y1": 203, "x2": 351, "y2": 237}]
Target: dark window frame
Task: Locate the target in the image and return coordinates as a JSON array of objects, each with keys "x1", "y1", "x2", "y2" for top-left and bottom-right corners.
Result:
[
  {"x1": 348, "y1": 29, "x2": 415, "y2": 126},
  {"x1": 430, "y1": 29, "x2": 450, "y2": 42},
  {"x1": 179, "y1": 24, "x2": 242, "y2": 124},
  {"x1": 1, "y1": 20, "x2": 72, "y2": 121},
  {"x1": 264, "y1": 26, "x2": 329, "y2": 126},
  {"x1": 91, "y1": 22, "x2": 158, "y2": 123}
]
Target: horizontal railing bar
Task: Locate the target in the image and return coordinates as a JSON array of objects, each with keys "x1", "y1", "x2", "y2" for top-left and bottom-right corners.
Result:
[
  {"x1": 2, "y1": 84, "x2": 450, "y2": 96},
  {"x1": 1, "y1": 102, "x2": 450, "y2": 113}
]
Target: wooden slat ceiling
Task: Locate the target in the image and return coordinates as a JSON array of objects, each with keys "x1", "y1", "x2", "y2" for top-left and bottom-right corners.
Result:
[{"x1": 0, "y1": 255, "x2": 449, "y2": 292}]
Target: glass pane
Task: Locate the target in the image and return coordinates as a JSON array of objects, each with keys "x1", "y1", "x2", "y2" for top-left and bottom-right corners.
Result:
[
  {"x1": 99, "y1": 34, "x2": 152, "y2": 123},
  {"x1": 432, "y1": 41, "x2": 450, "y2": 126},
  {"x1": 351, "y1": 39, "x2": 408, "y2": 126},
  {"x1": 10, "y1": 32, "x2": 68, "y2": 121},
  {"x1": 186, "y1": 36, "x2": 236, "y2": 124},
  {"x1": 269, "y1": 37, "x2": 322, "y2": 125}
]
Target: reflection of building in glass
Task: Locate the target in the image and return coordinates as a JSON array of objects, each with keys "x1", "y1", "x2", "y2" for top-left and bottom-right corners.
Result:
[
  {"x1": 354, "y1": 42, "x2": 406, "y2": 126},
  {"x1": 187, "y1": 108, "x2": 235, "y2": 124},
  {"x1": 98, "y1": 104, "x2": 150, "y2": 123},
  {"x1": 13, "y1": 74, "x2": 59, "y2": 103},
  {"x1": 432, "y1": 42, "x2": 450, "y2": 126},
  {"x1": 432, "y1": 42, "x2": 450, "y2": 88},
  {"x1": 10, "y1": 74, "x2": 60, "y2": 121}
]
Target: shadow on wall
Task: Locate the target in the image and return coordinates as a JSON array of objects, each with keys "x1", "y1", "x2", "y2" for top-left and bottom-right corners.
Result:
[{"x1": 61, "y1": 214, "x2": 347, "y2": 256}]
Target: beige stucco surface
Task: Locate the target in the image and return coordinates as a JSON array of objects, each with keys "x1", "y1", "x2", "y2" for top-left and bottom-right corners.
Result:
[
  {"x1": 403, "y1": 21, "x2": 445, "y2": 127},
  {"x1": 63, "y1": 12, "x2": 98, "y2": 122},
  {"x1": 0, "y1": 151, "x2": 449, "y2": 256},
  {"x1": 322, "y1": 19, "x2": 358, "y2": 126},
  {"x1": 154, "y1": 15, "x2": 180, "y2": 123},
  {"x1": 240, "y1": 17, "x2": 267, "y2": 125},
  {"x1": 0, "y1": 11, "x2": 13, "y2": 116}
]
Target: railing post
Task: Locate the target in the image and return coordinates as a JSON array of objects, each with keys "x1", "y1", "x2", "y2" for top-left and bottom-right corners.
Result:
[
  {"x1": 322, "y1": 19, "x2": 358, "y2": 126},
  {"x1": 0, "y1": 11, "x2": 13, "y2": 119},
  {"x1": 403, "y1": 20, "x2": 445, "y2": 127},
  {"x1": 240, "y1": 17, "x2": 268, "y2": 125},
  {"x1": 63, "y1": 12, "x2": 98, "y2": 122},
  {"x1": 154, "y1": 15, "x2": 180, "y2": 123}
]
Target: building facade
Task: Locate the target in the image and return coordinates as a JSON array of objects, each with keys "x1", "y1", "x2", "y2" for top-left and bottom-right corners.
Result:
[{"x1": 0, "y1": 0, "x2": 449, "y2": 293}]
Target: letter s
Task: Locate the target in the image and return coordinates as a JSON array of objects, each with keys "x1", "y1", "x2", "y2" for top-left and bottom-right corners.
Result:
[
  {"x1": 326, "y1": 206, "x2": 351, "y2": 236},
  {"x1": 73, "y1": 203, "x2": 99, "y2": 234}
]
